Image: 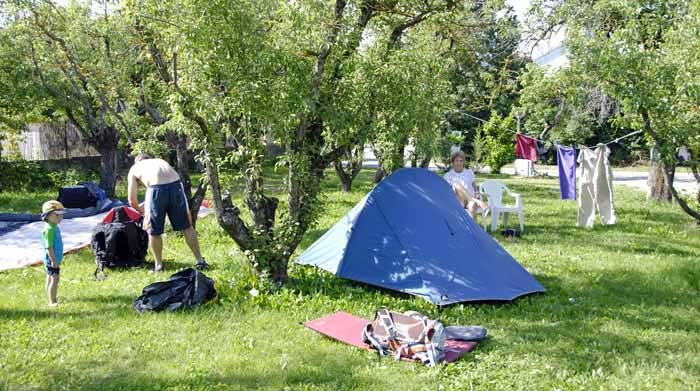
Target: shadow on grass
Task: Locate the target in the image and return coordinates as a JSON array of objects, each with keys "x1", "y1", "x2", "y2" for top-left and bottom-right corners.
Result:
[{"x1": 44, "y1": 351, "x2": 375, "y2": 391}]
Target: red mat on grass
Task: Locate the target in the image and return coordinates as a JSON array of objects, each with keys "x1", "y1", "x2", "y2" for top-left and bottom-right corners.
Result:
[{"x1": 304, "y1": 311, "x2": 477, "y2": 363}]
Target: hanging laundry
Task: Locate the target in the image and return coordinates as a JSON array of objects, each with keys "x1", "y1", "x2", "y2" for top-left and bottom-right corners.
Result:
[
  {"x1": 515, "y1": 134, "x2": 537, "y2": 162},
  {"x1": 536, "y1": 140, "x2": 552, "y2": 161},
  {"x1": 577, "y1": 144, "x2": 616, "y2": 228},
  {"x1": 556, "y1": 145, "x2": 576, "y2": 200}
]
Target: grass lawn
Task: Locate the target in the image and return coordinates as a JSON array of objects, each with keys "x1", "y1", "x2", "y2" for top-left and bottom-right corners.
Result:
[{"x1": 1, "y1": 169, "x2": 699, "y2": 390}]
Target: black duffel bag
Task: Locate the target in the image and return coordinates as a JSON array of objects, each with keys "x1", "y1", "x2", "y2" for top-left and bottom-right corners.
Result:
[
  {"x1": 58, "y1": 185, "x2": 97, "y2": 208},
  {"x1": 133, "y1": 268, "x2": 217, "y2": 313}
]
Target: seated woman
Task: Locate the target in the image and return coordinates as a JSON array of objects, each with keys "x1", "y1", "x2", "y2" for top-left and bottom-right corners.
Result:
[{"x1": 444, "y1": 150, "x2": 488, "y2": 219}]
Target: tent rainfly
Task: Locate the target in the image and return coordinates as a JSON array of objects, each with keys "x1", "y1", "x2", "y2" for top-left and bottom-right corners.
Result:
[{"x1": 298, "y1": 168, "x2": 545, "y2": 305}]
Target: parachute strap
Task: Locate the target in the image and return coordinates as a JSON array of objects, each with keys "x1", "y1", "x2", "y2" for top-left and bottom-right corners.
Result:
[
  {"x1": 362, "y1": 323, "x2": 389, "y2": 356},
  {"x1": 377, "y1": 308, "x2": 398, "y2": 339}
]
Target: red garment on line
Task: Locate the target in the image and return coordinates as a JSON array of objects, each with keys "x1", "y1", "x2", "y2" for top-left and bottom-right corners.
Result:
[{"x1": 515, "y1": 134, "x2": 537, "y2": 161}]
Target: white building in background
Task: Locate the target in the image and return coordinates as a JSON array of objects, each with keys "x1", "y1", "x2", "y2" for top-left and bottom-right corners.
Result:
[{"x1": 508, "y1": 0, "x2": 569, "y2": 69}]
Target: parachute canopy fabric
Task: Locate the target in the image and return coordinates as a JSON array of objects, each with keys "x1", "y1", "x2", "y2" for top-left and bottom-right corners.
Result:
[
  {"x1": 298, "y1": 168, "x2": 545, "y2": 305},
  {"x1": 133, "y1": 268, "x2": 217, "y2": 313}
]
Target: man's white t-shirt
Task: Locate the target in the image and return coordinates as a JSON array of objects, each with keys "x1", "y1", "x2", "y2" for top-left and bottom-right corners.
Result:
[{"x1": 444, "y1": 169, "x2": 476, "y2": 196}]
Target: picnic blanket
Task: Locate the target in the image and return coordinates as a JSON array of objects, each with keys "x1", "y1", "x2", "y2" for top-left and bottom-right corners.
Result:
[
  {"x1": 303, "y1": 311, "x2": 480, "y2": 364},
  {"x1": 0, "y1": 204, "x2": 212, "y2": 272}
]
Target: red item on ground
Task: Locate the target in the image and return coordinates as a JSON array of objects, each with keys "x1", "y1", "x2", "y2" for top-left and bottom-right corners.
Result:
[
  {"x1": 303, "y1": 311, "x2": 478, "y2": 363},
  {"x1": 515, "y1": 134, "x2": 538, "y2": 161}
]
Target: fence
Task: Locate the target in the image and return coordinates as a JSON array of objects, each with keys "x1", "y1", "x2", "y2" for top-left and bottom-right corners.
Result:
[{"x1": 1, "y1": 122, "x2": 99, "y2": 161}]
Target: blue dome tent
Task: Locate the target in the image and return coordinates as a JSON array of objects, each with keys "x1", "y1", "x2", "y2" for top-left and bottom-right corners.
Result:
[{"x1": 298, "y1": 168, "x2": 545, "y2": 305}]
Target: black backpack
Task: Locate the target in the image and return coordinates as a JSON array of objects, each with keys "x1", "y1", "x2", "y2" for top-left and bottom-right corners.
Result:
[
  {"x1": 58, "y1": 185, "x2": 98, "y2": 209},
  {"x1": 91, "y1": 206, "x2": 148, "y2": 277}
]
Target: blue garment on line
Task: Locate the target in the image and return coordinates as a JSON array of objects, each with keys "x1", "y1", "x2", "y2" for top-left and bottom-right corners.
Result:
[{"x1": 557, "y1": 145, "x2": 577, "y2": 200}]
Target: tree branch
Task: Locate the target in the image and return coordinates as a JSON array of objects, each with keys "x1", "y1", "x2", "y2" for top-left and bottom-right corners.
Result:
[
  {"x1": 540, "y1": 97, "x2": 566, "y2": 140},
  {"x1": 641, "y1": 111, "x2": 700, "y2": 222}
]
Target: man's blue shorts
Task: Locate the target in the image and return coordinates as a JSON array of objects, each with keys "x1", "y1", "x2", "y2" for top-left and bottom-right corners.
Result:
[{"x1": 145, "y1": 180, "x2": 192, "y2": 235}]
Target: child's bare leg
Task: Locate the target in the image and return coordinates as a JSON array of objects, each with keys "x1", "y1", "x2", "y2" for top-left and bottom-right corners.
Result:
[
  {"x1": 47, "y1": 275, "x2": 59, "y2": 305},
  {"x1": 46, "y1": 274, "x2": 52, "y2": 305}
]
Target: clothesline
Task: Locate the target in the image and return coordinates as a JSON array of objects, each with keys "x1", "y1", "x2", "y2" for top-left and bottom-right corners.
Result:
[
  {"x1": 587, "y1": 129, "x2": 644, "y2": 149},
  {"x1": 461, "y1": 112, "x2": 644, "y2": 149}
]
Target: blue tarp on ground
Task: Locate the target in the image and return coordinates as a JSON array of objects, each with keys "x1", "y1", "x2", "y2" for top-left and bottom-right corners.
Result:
[
  {"x1": 0, "y1": 199, "x2": 126, "y2": 236},
  {"x1": 298, "y1": 168, "x2": 545, "y2": 305}
]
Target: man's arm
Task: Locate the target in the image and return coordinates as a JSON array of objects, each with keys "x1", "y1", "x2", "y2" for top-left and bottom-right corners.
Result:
[{"x1": 127, "y1": 173, "x2": 144, "y2": 214}]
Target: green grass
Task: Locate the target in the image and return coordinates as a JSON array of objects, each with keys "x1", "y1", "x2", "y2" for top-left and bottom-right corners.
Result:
[{"x1": 1, "y1": 170, "x2": 699, "y2": 390}]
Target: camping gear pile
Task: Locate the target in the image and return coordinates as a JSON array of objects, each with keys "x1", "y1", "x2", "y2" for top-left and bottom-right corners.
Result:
[
  {"x1": 362, "y1": 309, "x2": 447, "y2": 367},
  {"x1": 305, "y1": 310, "x2": 487, "y2": 366},
  {"x1": 91, "y1": 206, "x2": 148, "y2": 278},
  {"x1": 133, "y1": 268, "x2": 217, "y2": 312}
]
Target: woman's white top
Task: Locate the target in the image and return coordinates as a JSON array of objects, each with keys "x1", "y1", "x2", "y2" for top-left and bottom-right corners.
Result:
[{"x1": 443, "y1": 169, "x2": 476, "y2": 196}]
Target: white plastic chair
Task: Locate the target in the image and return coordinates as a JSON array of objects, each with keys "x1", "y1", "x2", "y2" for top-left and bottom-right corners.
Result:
[{"x1": 479, "y1": 180, "x2": 524, "y2": 232}]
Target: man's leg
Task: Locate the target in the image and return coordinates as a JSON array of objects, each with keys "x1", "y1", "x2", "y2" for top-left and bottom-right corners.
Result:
[
  {"x1": 183, "y1": 226, "x2": 204, "y2": 263},
  {"x1": 150, "y1": 234, "x2": 164, "y2": 271},
  {"x1": 170, "y1": 182, "x2": 208, "y2": 269}
]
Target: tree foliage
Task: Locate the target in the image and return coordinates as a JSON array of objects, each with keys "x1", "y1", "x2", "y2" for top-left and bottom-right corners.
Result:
[
  {"x1": 121, "y1": 0, "x2": 482, "y2": 283},
  {"x1": 528, "y1": 0, "x2": 700, "y2": 219},
  {"x1": 1, "y1": 1, "x2": 141, "y2": 196}
]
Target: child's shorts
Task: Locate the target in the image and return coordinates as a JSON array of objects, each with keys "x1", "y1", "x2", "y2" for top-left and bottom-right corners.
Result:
[{"x1": 45, "y1": 266, "x2": 61, "y2": 275}]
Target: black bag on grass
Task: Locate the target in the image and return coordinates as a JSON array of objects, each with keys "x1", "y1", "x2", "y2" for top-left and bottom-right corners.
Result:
[
  {"x1": 58, "y1": 185, "x2": 98, "y2": 208},
  {"x1": 91, "y1": 206, "x2": 148, "y2": 277},
  {"x1": 133, "y1": 268, "x2": 217, "y2": 313}
]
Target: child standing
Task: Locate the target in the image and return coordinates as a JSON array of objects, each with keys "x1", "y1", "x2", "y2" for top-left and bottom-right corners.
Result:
[{"x1": 41, "y1": 200, "x2": 65, "y2": 307}]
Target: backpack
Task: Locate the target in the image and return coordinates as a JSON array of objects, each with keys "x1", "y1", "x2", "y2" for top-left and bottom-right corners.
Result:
[
  {"x1": 58, "y1": 185, "x2": 98, "y2": 209},
  {"x1": 91, "y1": 206, "x2": 148, "y2": 278},
  {"x1": 362, "y1": 309, "x2": 446, "y2": 367}
]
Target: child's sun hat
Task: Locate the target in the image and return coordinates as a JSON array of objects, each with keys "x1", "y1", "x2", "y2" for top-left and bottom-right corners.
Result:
[{"x1": 41, "y1": 200, "x2": 66, "y2": 221}]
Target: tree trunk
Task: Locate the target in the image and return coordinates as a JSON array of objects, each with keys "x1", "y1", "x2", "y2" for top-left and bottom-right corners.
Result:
[
  {"x1": 419, "y1": 152, "x2": 432, "y2": 169},
  {"x1": 173, "y1": 135, "x2": 192, "y2": 198},
  {"x1": 189, "y1": 179, "x2": 207, "y2": 228},
  {"x1": 333, "y1": 147, "x2": 362, "y2": 192},
  {"x1": 98, "y1": 145, "x2": 118, "y2": 197},
  {"x1": 373, "y1": 166, "x2": 385, "y2": 183},
  {"x1": 334, "y1": 160, "x2": 353, "y2": 192},
  {"x1": 647, "y1": 142, "x2": 672, "y2": 202},
  {"x1": 690, "y1": 164, "x2": 700, "y2": 204},
  {"x1": 166, "y1": 133, "x2": 207, "y2": 227}
]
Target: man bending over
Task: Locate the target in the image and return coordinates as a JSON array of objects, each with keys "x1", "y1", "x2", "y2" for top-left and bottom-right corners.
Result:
[{"x1": 128, "y1": 153, "x2": 209, "y2": 272}]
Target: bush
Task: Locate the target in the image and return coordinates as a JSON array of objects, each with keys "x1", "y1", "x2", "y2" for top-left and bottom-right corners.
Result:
[
  {"x1": 47, "y1": 168, "x2": 99, "y2": 188},
  {"x1": 0, "y1": 160, "x2": 99, "y2": 192},
  {"x1": 0, "y1": 159, "x2": 52, "y2": 191},
  {"x1": 483, "y1": 112, "x2": 516, "y2": 173}
]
